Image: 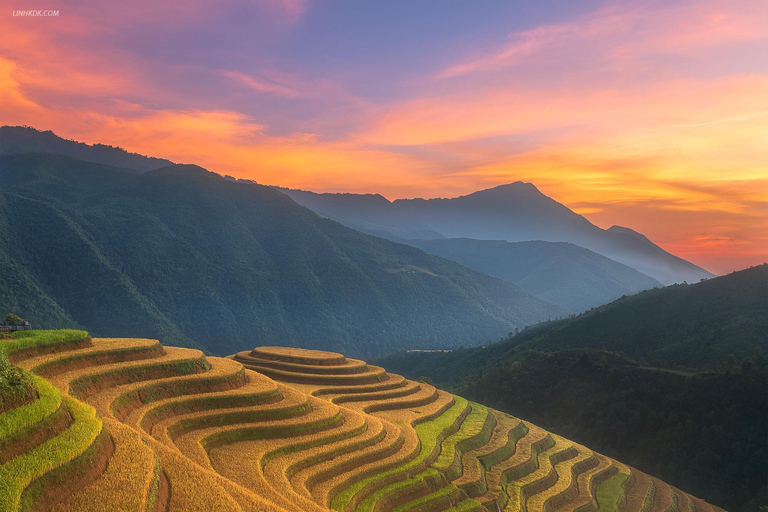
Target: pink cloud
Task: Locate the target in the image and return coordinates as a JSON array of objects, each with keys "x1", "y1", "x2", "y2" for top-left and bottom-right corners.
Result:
[
  {"x1": 438, "y1": 0, "x2": 768, "y2": 79},
  {"x1": 223, "y1": 69, "x2": 335, "y2": 99}
]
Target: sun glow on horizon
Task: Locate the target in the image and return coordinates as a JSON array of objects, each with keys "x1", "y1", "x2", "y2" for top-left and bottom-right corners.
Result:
[{"x1": 1, "y1": 0, "x2": 766, "y2": 274}]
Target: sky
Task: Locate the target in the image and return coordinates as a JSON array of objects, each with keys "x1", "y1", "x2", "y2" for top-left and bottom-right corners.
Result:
[{"x1": 1, "y1": 0, "x2": 766, "y2": 274}]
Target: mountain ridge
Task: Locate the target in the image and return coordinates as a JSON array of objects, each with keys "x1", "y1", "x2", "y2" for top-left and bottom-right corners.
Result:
[
  {"x1": 388, "y1": 237, "x2": 663, "y2": 313},
  {"x1": 0, "y1": 152, "x2": 563, "y2": 357},
  {"x1": 0, "y1": 126, "x2": 712, "y2": 285},
  {"x1": 0, "y1": 125, "x2": 173, "y2": 172},
  {"x1": 280, "y1": 183, "x2": 713, "y2": 285}
]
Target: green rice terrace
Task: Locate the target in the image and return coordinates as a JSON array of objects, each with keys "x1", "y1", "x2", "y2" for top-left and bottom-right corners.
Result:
[{"x1": 0, "y1": 330, "x2": 723, "y2": 512}]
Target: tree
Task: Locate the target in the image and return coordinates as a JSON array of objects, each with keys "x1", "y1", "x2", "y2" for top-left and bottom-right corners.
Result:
[{"x1": 4, "y1": 313, "x2": 23, "y2": 323}]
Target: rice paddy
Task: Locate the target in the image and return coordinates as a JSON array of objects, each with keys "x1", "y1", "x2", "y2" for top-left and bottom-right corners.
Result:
[{"x1": 0, "y1": 331, "x2": 720, "y2": 511}]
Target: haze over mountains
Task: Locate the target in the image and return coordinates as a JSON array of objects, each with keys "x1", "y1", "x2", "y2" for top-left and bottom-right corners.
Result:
[
  {"x1": 380, "y1": 265, "x2": 768, "y2": 378},
  {"x1": 0, "y1": 126, "x2": 714, "y2": 348},
  {"x1": 389, "y1": 237, "x2": 662, "y2": 313},
  {"x1": 0, "y1": 151, "x2": 562, "y2": 357},
  {"x1": 279, "y1": 185, "x2": 714, "y2": 285}
]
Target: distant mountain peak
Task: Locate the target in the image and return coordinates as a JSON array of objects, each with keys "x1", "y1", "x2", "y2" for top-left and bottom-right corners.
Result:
[
  {"x1": 494, "y1": 181, "x2": 540, "y2": 191},
  {"x1": 606, "y1": 225, "x2": 654, "y2": 244},
  {"x1": 478, "y1": 181, "x2": 541, "y2": 193}
]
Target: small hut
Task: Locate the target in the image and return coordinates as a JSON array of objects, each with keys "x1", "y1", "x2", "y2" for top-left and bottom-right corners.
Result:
[{"x1": 1, "y1": 314, "x2": 32, "y2": 332}]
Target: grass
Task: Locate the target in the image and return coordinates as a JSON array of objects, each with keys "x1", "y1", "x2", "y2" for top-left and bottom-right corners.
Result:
[
  {"x1": 312, "y1": 374, "x2": 408, "y2": 395},
  {"x1": 432, "y1": 402, "x2": 491, "y2": 478},
  {"x1": 0, "y1": 374, "x2": 61, "y2": 440},
  {"x1": 525, "y1": 447, "x2": 594, "y2": 512},
  {"x1": 595, "y1": 469, "x2": 632, "y2": 511},
  {"x1": 200, "y1": 409, "x2": 344, "y2": 451},
  {"x1": 329, "y1": 381, "x2": 420, "y2": 405},
  {"x1": 332, "y1": 396, "x2": 468, "y2": 512},
  {"x1": 0, "y1": 339, "x2": 710, "y2": 512},
  {"x1": 640, "y1": 479, "x2": 656, "y2": 512},
  {"x1": 249, "y1": 346, "x2": 347, "y2": 365},
  {"x1": 138, "y1": 386, "x2": 280, "y2": 431},
  {"x1": 566, "y1": 455, "x2": 616, "y2": 512},
  {"x1": 445, "y1": 498, "x2": 486, "y2": 511},
  {"x1": 277, "y1": 416, "x2": 373, "y2": 480},
  {"x1": 0, "y1": 349, "x2": 35, "y2": 412},
  {"x1": 391, "y1": 482, "x2": 463, "y2": 512},
  {"x1": 480, "y1": 420, "x2": 530, "y2": 471},
  {"x1": 67, "y1": 352, "x2": 209, "y2": 399},
  {"x1": 2, "y1": 330, "x2": 90, "y2": 358},
  {"x1": 478, "y1": 425, "x2": 553, "y2": 509},
  {"x1": 451, "y1": 413, "x2": 522, "y2": 497},
  {"x1": 110, "y1": 359, "x2": 252, "y2": 422},
  {"x1": 0, "y1": 396, "x2": 101, "y2": 510},
  {"x1": 241, "y1": 362, "x2": 388, "y2": 386},
  {"x1": 237, "y1": 355, "x2": 369, "y2": 375},
  {"x1": 28, "y1": 338, "x2": 162, "y2": 376},
  {"x1": 296, "y1": 418, "x2": 406, "y2": 504},
  {"x1": 503, "y1": 439, "x2": 575, "y2": 512},
  {"x1": 169, "y1": 401, "x2": 313, "y2": 440},
  {"x1": 50, "y1": 418, "x2": 156, "y2": 512},
  {"x1": 146, "y1": 438, "x2": 249, "y2": 512}
]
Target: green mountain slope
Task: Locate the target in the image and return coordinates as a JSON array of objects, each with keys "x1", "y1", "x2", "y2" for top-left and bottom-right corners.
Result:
[
  {"x1": 0, "y1": 153, "x2": 563, "y2": 357},
  {"x1": 377, "y1": 265, "x2": 767, "y2": 378},
  {"x1": 383, "y1": 237, "x2": 662, "y2": 313},
  {"x1": 458, "y1": 349, "x2": 767, "y2": 512},
  {"x1": 375, "y1": 266, "x2": 768, "y2": 512},
  {"x1": 515, "y1": 264, "x2": 767, "y2": 366}
]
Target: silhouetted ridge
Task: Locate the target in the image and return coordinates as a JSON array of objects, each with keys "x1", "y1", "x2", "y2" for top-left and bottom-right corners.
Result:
[
  {"x1": 0, "y1": 152, "x2": 563, "y2": 357},
  {"x1": 0, "y1": 126, "x2": 172, "y2": 172},
  {"x1": 282, "y1": 182, "x2": 713, "y2": 285}
]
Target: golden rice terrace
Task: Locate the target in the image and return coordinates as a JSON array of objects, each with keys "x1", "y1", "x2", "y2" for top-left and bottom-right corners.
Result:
[{"x1": 0, "y1": 331, "x2": 724, "y2": 512}]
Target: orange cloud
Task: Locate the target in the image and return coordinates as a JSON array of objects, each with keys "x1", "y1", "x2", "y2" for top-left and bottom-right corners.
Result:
[{"x1": 0, "y1": 0, "x2": 765, "y2": 274}]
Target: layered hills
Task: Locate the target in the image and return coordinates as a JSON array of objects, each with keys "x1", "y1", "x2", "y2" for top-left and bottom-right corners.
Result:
[
  {"x1": 0, "y1": 126, "x2": 708, "y2": 317},
  {"x1": 379, "y1": 237, "x2": 662, "y2": 314},
  {"x1": 0, "y1": 152, "x2": 563, "y2": 357},
  {"x1": 279, "y1": 185, "x2": 713, "y2": 285},
  {"x1": 0, "y1": 330, "x2": 720, "y2": 512}
]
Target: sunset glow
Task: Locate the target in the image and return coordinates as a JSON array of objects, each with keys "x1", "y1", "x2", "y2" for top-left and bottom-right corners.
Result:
[{"x1": 1, "y1": 0, "x2": 766, "y2": 273}]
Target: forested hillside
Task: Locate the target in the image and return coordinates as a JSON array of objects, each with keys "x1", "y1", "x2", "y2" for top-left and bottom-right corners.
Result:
[
  {"x1": 391, "y1": 237, "x2": 662, "y2": 313},
  {"x1": 0, "y1": 153, "x2": 562, "y2": 357},
  {"x1": 376, "y1": 266, "x2": 768, "y2": 512}
]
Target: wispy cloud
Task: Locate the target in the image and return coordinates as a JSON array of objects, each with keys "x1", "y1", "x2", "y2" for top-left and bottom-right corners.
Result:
[
  {"x1": 437, "y1": 0, "x2": 767, "y2": 79},
  {"x1": 1, "y1": 0, "x2": 766, "y2": 272}
]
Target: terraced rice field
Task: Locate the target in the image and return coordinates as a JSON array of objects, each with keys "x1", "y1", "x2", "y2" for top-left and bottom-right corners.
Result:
[{"x1": 0, "y1": 335, "x2": 724, "y2": 512}]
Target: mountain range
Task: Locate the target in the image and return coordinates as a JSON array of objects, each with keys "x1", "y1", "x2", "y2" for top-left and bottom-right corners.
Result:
[
  {"x1": 1, "y1": 127, "x2": 713, "y2": 289},
  {"x1": 0, "y1": 151, "x2": 563, "y2": 357},
  {"x1": 278, "y1": 185, "x2": 714, "y2": 285},
  {"x1": 372, "y1": 236, "x2": 662, "y2": 313},
  {"x1": 0, "y1": 126, "x2": 716, "y2": 353}
]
